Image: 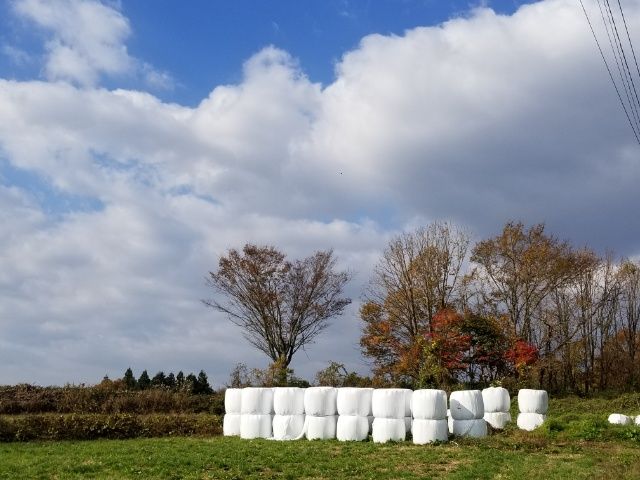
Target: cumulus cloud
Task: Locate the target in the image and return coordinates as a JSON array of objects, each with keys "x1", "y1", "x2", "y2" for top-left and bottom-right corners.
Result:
[
  {"x1": 11, "y1": 0, "x2": 173, "y2": 89},
  {"x1": 0, "y1": 0, "x2": 639, "y2": 385}
]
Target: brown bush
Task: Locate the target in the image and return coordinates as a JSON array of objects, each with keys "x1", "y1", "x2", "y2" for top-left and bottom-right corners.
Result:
[
  {"x1": 0, "y1": 413, "x2": 222, "y2": 442},
  {"x1": 0, "y1": 385, "x2": 225, "y2": 415}
]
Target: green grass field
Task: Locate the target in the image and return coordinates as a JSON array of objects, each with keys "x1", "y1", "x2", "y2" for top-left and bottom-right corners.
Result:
[{"x1": 2, "y1": 394, "x2": 640, "y2": 479}]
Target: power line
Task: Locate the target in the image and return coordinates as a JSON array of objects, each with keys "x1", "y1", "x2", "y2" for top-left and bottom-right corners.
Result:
[
  {"x1": 604, "y1": 0, "x2": 640, "y2": 130},
  {"x1": 616, "y1": 0, "x2": 640, "y2": 102},
  {"x1": 579, "y1": 0, "x2": 640, "y2": 145},
  {"x1": 597, "y1": 0, "x2": 640, "y2": 135}
]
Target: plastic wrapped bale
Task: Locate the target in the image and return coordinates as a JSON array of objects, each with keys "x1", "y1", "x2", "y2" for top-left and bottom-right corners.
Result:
[
  {"x1": 224, "y1": 388, "x2": 243, "y2": 415},
  {"x1": 223, "y1": 413, "x2": 241, "y2": 436},
  {"x1": 240, "y1": 414, "x2": 272, "y2": 439},
  {"x1": 451, "y1": 418, "x2": 487, "y2": 438},
  {"x1": 304, "y1": 387, "x2": 338, "y2": 416},
  {"x1": 411, "y1": 389, "x2": 447, "y2": 420},
  {"x1": 517, "y1": 389, "x2": 548, "y2": 414},
  {"x1": 608, "y1": 413, "x2": 633, "y2": 426},
  {"x1": 337, "y1": 388, "x2": 373, "y2": 417},
  {"x1": 449, "y1": 390, "x2": 484, "y2": 420},
  {"x1": 484, "y1": 412, "x2": 511, "y2": 430},
  {"x1": 306, "y1": 415, "x2": 337, "y2": 440},
  {"x1": 636, "y1": 415, "x2": 640, "y2": 426},
  {"x1": 482, "y1": 387, "x2": 510, "y2": 413},
  {"x1": 337, "y1": 415, "x2": 369, "y2": 441},
  {"x1": 372, "y1": 389, "x2": 407, "y2": 419},
  {"x1": 272, "y1": 414, "x2": 305, "y2": 440},
  {"x1": 412, "y1": 419, "x2": 448, "y2": 444},
  {"x1": 517, "y1": 413, "x2": 546, "y2": 431},
  {"x1": 273, "y1": 387, "x2": 305, "y2": 416},
  {"x1": 241, "y1": 388, "x2": 274, "y2": 415},
  {"x1": 372, "y1": 417, "x2": 406, "y2": 443}
]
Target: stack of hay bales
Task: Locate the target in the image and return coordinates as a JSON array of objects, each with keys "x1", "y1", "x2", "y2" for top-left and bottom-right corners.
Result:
[
  {"x1": 608, "y1": 413, "x2": 633, "y2": 426},
  {"x1": 411, "y1": 389, "x2": 448, "y2": 444},
  {"x1": 371, "y1": 389, "x2": 407, "y2": 443},
  {"x1": 517, "y1": 389, "x2": 548, "y2": 431},
  {"x1": 272, "y1": 387, "x2": 306, "y2": 440},
  {"x1": 304, "y1": 387, "x2": 338, "y2": 440},
  {"x1": 223, "y1": 388, "x2": 242, "y2": 436},
  {"x1": 482, "y1": 387, "x2": 511, "y2": 430},
  {"x1": 449, "y1": 390, "x2": 487, "y2": 438},
  {"x1": 336, "y1": 387, "x2": 373, "y2": 441},
  {"x1": 240, "y1": 387, "x2": 274, "y2": 439}
]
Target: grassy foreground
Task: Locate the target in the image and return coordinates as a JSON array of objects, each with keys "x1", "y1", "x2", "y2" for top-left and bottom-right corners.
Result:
[
  {"x1": 3, "y1": 394, "x2": 640, "y2": 479},
  {"x1": 1, "y1": 434, "x2": 639, "y2": 480}
]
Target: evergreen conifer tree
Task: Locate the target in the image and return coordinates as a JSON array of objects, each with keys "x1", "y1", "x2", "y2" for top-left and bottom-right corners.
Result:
[
  {"x1": 138, "y1": 370, "x2": 151, "y2": 390},
  {"x1": 123, "y1": 368, "x2": 137, "y2": 390}
]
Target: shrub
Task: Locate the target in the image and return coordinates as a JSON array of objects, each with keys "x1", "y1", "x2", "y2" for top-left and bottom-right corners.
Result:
[
  {"x1": 0, "y1": 414, "x2": 221, "y2": 442},
  {"x1": 0, "y1": 385, "x2": 225, "y2": 415}
]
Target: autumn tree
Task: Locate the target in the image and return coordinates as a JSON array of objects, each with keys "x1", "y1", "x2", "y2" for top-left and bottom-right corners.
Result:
[
  {"x1": 205, "y1": 244, "x2": 351, "y2": 369},
  {"x1": 471, "y1": 221, "x2": 593, "y2": 342},
  {"x1": 360, "y1": 222, "x2": 470, "y2": 385},
  {"x1": 617, "y1": 259, "x2": 640, "y2": 388}
]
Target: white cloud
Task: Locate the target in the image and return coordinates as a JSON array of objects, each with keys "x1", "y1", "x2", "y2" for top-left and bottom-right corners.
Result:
[
  {"x1": 11, "y1": 0, "x2": 173, "y2": 89},
  {"x1": 0, "y1": 0, "x2": 640, "y2": 385}
]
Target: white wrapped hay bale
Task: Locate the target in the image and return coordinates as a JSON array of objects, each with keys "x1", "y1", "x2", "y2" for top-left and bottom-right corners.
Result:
[
  {"x1": 451, "y1": 418, "x2": 487, "y2": 438},
  {"x1": 608, "y1": 413, "x2": 633, "y2": 426},
  {"x1": 482, "y1": 387, "x2": 510, "y2": 413},
  {"x1": 240, "y1": 413, "x2": 272, "y2": 439},
  {"x1": 412, "y1": 419, "x2": 448, "y2": 444},
  {"x1": 484, "y1": 412, "x2": 511, "y2": 430},
  {"x1": 517, "y1": 413, "x2": 546, "y2": 431},
  {"x1": 272, "y1": 414, "x2": 305, "y2": 440},
  {"x1": 372, "y1": 417, "x2": 406, "y2": 443},
  {"x1": 449, "y1": 390, "x2": 484, "y2": 420},
  {"x1": 635, "y1": 415, "x2": 640, "y2": 426},
  {"x1": 241, "y1": 388, "x2": 274, "y2": 415},
  {"x1": 337, "y1": 415, "x2": 369, "y2": 441},
  {"x1": 223, "y1": 413, "x2": 241, "y2": 436},
  {"x1": 337, "y1": 388, "x2": 373, "y2": 417},
  {"x1": 306, "y1": 415, "x2": 337, "y2": 440},
  {"x1": 273, "y1": 387, "x2": 305, "y2": 416},
  {"x1": 411, "y1": 389, "x2": 447, "y2": 420},
  {"x1": 372, "y1": 389, "x2": 407, "y2": 419},
  {"x1": 224, "y1": 388, "x2": 243, "y2": 414},
  {"x1": 517, "y1": 389, "x2": 548, "y2": 414},
  {"x1": 304, "y1": 387, "x2": 338, "y2": 416}
]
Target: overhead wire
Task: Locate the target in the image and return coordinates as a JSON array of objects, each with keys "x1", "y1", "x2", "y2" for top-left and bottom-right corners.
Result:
[
  {"x1": 603, "y1": 0, "x2": 640, "y2": 131},
  {"x1": 597, "y1": 0, "x2": 640, "y2": 137},
  {"x1": 579, "y1": 0, "x2": 640, "y2": 145},
  {"x1": 616, "y1": 0, "x2": 640, "y2": 101}
]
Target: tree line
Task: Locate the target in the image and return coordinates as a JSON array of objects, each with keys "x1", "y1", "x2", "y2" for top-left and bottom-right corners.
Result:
[
  {"x1": 119, "y1": 368, "x2": 213, "y2": 395},
  {"x1": 207, "y1": 221, "x2": 640, "y2": 395}
]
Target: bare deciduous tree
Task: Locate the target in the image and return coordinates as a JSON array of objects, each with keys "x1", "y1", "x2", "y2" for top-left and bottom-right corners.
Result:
[
  {"x1": 471, "y1": 221, "x2": 593, "y2": 341},
  {"x1": 360, "y1": 221, "x2": 470, "y2": 385},
  {"x1": 204, "y1": 244, "x2": 351, "y2": 368}
]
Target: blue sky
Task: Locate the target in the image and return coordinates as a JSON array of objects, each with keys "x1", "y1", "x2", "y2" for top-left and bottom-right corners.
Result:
[
  {"x1": 2, "y1": 0, "x2": 533, "y2": 105},
  {"x1": 1, "y1": 0, "x2": 639, "y2": 386}
]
